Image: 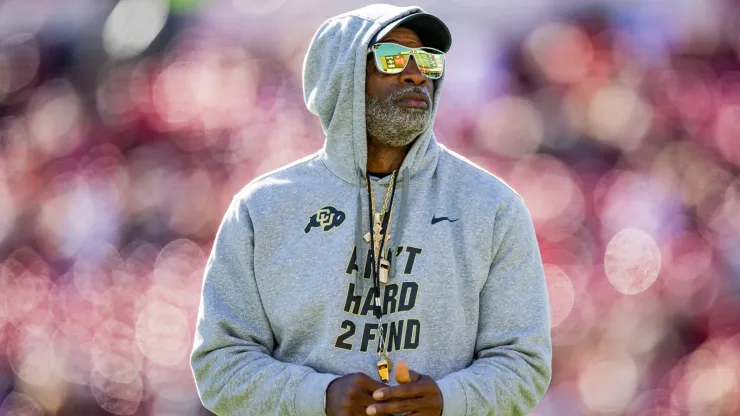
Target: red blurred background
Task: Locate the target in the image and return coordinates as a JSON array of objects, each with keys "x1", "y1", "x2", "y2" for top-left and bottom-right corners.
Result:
[{"x1": 1, "y1": 0, "x2": 739, "y2": 415}]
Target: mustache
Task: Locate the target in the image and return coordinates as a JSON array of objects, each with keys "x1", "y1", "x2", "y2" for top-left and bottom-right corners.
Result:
[{"x1": 388, "y1": 86, "x2": 432, "y2": 102}]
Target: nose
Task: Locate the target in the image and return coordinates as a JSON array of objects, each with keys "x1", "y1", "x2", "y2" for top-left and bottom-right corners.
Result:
[{"x1": 399, "y1": 56, "x2": 427, "y2": 86}]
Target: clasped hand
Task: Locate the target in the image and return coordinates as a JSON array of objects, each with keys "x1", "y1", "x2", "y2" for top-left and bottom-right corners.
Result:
[{"x1": 325, "y1": 365, "x2": 442, "y2": 416}]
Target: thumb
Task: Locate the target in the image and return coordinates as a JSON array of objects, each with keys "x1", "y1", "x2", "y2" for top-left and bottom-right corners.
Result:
[{"x1": 394, "y1": 360, "x2": 412, "y2": 384}]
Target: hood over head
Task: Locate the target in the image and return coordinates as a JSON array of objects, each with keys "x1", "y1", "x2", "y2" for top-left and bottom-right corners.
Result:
[{"x1": 302, "y1": 4, "x2": 448, "y2": 186}]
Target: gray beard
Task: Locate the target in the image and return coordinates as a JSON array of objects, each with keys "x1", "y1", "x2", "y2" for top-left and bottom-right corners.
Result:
[{"x1": 365, "y1": 88, "x2": 433, "y2": 148}]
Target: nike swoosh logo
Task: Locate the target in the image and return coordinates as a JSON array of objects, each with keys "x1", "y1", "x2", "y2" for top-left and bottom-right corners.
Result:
[{"x1": 431, "y1": 216, "x2": 459, "y2": 225}]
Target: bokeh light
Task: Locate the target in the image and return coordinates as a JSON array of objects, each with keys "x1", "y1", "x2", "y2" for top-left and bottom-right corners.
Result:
[
  {"x1": 475, "y1": 96, "x2": 543, "y2": 157},
  {"x1": 0, "y1": 34, "x2": 40, "y2": 103},
  {"x1": 135, "y1": 300, "x2": 190, "y2": 366},
  {"x1": 586, "y1": 84, "x2": 653, "y2": 151},
  {"x1": 525, "y1": 22, "x2": 593, "y2": 85},
  {"x1": 508, "y1": 155, "x2": 582, "y2": 232},
  {"x1": 7, "y1": 326, "x2": 56, "y2": 387},
  {"x1": 604, "y1": 228, "x2": 662, "y2": 295},
  {"x1": 26, "y1": 80, "x2": 83, "y2": 159},
  {"x1": 578, "y1": 353, "x2": 639, "y2": 413},
  {"x1": 90, "y1": 367, "x2": 143, "y2": 416},
  {"x1": 103, "y1": 0, "x2": 169, "y2": 60},
  {"x1": 667, "y1": 338, "x2": 740, "y2": 415},
  {"x1": 543, "y1": 265, "x2": 575, "y2": 328},
  {"x1": 0, "y1": 392, "x2": 44, "y2": 416}
]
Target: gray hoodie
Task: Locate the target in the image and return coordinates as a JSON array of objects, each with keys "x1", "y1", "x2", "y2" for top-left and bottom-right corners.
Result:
[{"x1": 190, "y1": 4, "x2": 552, "y2": 416}]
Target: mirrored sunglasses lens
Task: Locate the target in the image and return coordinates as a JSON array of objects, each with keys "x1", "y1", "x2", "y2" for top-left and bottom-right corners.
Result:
[
  {"x1": 414, "y1": 50, "x2": 444, "y2": 78},
  {"x1": 374, "y1": 44, "x2": 409, "y2": 73}
]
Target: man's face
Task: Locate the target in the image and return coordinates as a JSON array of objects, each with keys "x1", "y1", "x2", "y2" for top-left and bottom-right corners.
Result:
[{"x1": 365, "y1": 26, "x2": 436, "y2": 148}]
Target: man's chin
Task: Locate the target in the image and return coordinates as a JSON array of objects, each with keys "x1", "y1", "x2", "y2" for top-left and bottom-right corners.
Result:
[
  {"x1": 395, "y1": 103, "x2": 429, "y2": 113},
  {"x1": 378, "y1": 125, "x2": 429, "y2": 147}
]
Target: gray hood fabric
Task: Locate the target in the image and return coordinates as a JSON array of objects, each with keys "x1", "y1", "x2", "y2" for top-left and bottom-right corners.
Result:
[
  {"x1": 304, "y1": 4, "x2": 445, "y2": 299},
  {"x1": 191, "y1": 4, "x2": 552, "y2": 416}
]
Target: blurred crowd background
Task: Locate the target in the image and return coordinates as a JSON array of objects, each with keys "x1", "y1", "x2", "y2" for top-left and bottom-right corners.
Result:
[{"x1": 1, "y1": 0, "x2": 739, "y2": 415}]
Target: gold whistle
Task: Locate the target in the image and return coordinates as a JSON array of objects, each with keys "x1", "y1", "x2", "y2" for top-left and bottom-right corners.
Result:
[{"x1": 377, "y1": 355, "x2": 391, "y2": 383}]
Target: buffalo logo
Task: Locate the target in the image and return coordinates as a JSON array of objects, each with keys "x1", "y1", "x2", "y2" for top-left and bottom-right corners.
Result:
[{"x1": 305, "y1": 206, "x2": 346, "y2": 234}]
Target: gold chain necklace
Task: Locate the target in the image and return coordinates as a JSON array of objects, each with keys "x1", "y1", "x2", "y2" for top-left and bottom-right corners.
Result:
[
  {"x1": 364, "y1": 171, "x2": 397, "y2": 383},
  {"x1": 364, "y1": 171, "x2": 396, "y2": 280}
]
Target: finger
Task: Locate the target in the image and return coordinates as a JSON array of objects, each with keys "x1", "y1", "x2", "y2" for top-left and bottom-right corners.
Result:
[
  {"x1": 394, "y1": 360, "x2": 411, "y2": 384},
  {"x1": 373, "y1": 369, "x2": 428, "y2": 401},
  {"x1": 350, "y1": 392, "x2": 379, "y2": 410},
  {"x1": 366, "y1": 398, "x2": 429, "y2": 415},
  {"x1": 346, "y1": 388, "x2": 375, "y2": 402},
  {"x1": 372, "y1": 383, "x2": 425, "y2": 401},
  {"x1": 356, "y1": 372, "x2": 389, "y2": 393}
]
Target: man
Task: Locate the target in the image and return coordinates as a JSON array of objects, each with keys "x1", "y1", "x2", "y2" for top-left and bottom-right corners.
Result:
[{"x1": 191, "y1": 4, "x2": 552, "y2": 416}]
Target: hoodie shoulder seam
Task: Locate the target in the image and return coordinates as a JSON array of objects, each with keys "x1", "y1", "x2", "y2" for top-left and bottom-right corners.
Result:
[
  {"x1": 235, "y1": 152, "x2": 320, "y2": 198},
  {"x1": 252, "y1": 152, "x2": 318, "y2": 184},
  {"x1": 440, "y1": 148, "x2": 522, "y2": 199}
]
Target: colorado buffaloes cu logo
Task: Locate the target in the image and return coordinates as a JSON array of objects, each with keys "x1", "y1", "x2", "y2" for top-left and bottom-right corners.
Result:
[{"x1": 305, "y1": 206, "x2": 346, "y2": 234}]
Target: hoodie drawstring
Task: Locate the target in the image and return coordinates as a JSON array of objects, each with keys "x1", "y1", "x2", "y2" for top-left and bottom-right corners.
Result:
[
  {"x1": 354, "y1": 182, "x2": 365, "y2": 297},
  {"x1": 391, "y1": 166, "x2": 410, "y2": 281}
]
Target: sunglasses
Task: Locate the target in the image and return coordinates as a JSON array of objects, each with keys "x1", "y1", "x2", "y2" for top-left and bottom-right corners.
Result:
[{"x1": 367, "y1": 42, "x2": 446, "y2": 80}]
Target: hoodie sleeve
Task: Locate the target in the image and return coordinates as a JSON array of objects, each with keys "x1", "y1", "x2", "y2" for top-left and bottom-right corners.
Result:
[
  {"x1": 190, "y1": 196, "x2": 340, "y2": 416},
  {"x1": 435, "y1": 194, "x2": 552, "y2": 416}
]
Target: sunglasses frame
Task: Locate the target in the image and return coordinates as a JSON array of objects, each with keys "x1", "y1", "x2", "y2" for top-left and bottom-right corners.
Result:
[{"x1": 367, "y1": 42, "x2": 446, "y2": 80}]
